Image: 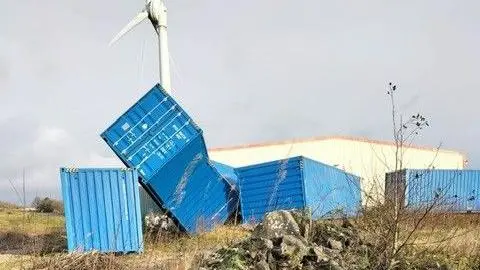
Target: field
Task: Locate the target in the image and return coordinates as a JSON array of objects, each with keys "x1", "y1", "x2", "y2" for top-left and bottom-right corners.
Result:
[
  {"x1": 0, "y1": 207, "x2": 250, "y2": 270},
  {"x1": 1, "y1": 206, "x2": 480, "y2": 269}
]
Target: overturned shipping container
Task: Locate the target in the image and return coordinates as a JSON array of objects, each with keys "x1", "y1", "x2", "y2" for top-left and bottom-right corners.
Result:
[
  {"x1": 101, "y1": 84, "x2": 237, "y2": 233},
  {"x1": 139, "y1": 160, "x2": 240, "y2": 222},
  {"x1": 385, "y1": 169, "x2": 480, "y2": 213},
  {"x1": 236, "y1": 156, "x2": 361, "y2": 223},
  {"x1": 60, "y1": 168, "x2": 143, "y2": 253}
]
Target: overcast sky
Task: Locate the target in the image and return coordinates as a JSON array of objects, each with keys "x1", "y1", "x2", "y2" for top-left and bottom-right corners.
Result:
[{"x1": 1, "y1": 0, "x2": 479, "y2": 204}]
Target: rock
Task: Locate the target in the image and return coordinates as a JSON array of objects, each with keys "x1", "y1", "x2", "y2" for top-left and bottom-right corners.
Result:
[
  {"x1": 198, "y1": 210, "x2": 371, "y2": 270},
  {"x1": 251, "y1": 237, "x2": 274, "y2": 250},
  {"x1": 276, "y1": 261, "x2": 291, "y2": 270},
  {"x1": 327, "y1": 238, "x2": 343, "y2": 251},
  {"x1": 302, "y1": 261, "x2": 315, "y2": 270},
  {"x1": 310, "y1": 260, "x2": 345, "y2": 270},
  {"x1": 255, "y1": 251, "x2": 267, "y2": 262},
  {"x1": 327, "y1": 261, "x2": 344, "y2": 270},
  {"x1": 267, "y1": 251, "x2": 275, "y2": 263},
  {"x1": 254, "y1": 211, "x2": 301, "y2": 239},
  {"x1": 271, "y1": 243, "x2": 287, "y2": 260},
  {"x1": 310, "y1": 246, "x2": 330, "y2": 263},
  {"x1": 255, "y1": 260, "x2": 271, "y2": 270},
  {"x1": 144, "y1": 212, "x2": 179, "y2": 233},
  {"x1": 269, "y1": 235, "x2": 310, "y2": 269},
  {"x1": 290, "y1": 210, "x2": 312, "y2": 239},
  {"x1": 282, "y1": 235, "x2": 308, "y2": 258},
  {"x1": 245, "y1": 237, "x2": 273, "y2": 260}
]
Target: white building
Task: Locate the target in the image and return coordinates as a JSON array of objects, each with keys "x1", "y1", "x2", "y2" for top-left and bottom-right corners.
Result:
[{"x1": 209, "y1": 136, "x2": 467, "y2": 206}]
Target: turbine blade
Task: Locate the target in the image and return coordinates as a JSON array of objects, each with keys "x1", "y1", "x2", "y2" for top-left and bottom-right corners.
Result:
[{"x1": 109, "y1": 11, "x2": 148, "y2": 46}]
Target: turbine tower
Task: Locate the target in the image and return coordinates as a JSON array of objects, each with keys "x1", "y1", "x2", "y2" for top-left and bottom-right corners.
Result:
[{"x1": 110, "y1": 0, "x2": 172, "y2": 93}]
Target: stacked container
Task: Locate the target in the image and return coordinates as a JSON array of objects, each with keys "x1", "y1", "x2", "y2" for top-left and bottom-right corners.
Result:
[
  {"x1": 101, "y1": 84, "x2": 237, "y2": 233},
  {"x1": 236, "y1": 156, "x2": 361, "y2": 223}
]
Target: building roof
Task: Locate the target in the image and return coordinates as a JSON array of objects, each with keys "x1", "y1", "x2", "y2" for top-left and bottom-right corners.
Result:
[{"x1": 209, "y1": 135, "x2": 467, "y2": 160}]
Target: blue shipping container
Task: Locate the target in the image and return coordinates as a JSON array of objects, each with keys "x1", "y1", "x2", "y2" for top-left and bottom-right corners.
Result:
[
  {"x1": 60, "y1": 168, "x2": 143, "y2": 253},
  {"x1": 101, "y1": 84, "x2": 236, "y2": 233},
  {"x1": 385, "y1": 169, "x2": 480, "y2": 213},
  {"x1": 236, "y1": 156, "x2": 361, "y2": 223},
  {"x1": 211, "y1": 160, "x2": 239, "y2": 186},
  {"x1": 139, "y1": 160, "x2": 240, "y2": 221}
]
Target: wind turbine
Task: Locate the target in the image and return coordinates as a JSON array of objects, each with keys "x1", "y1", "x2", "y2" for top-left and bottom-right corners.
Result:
[{"x1": 110, "y1": 0, "x2": 172, "y2": 93}]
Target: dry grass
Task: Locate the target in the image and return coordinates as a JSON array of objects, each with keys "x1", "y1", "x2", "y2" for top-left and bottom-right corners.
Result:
[
  {"x1": 409, "y1": 213, "x2": 480, "y2": 267},
  {"x1": 356, "y1": 206, "x2": 480, "y2": 269},
  {"x1": 2, "y1": 207, "x2": 480, "y2": 269},
  {"x1": 0, "y1": 201, "x2": 20, "y2": 209},
  {"x1": 29, "y1": 252, "x2": 124, "y2": 270},
  {"x1": 0, "y1": 224, "x2": 250, "y2": 270},
  {"x1": 0, "y1": 208, "x2": 64, "y2": 235},
  {"x1": 120, "y1": 225, "x2": 251, "y2": 269},
  {"x1": 0, "y1": 208, "x2": 66, "y2": 257}
]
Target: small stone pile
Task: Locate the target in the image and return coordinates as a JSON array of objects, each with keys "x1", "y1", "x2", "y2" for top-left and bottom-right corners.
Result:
[
  {"x1": 144, "y1": 212, "x2": 179, "y2": 234},
  {"x1": 198, "y1": 210, "x2": 373, "y2": 270}
]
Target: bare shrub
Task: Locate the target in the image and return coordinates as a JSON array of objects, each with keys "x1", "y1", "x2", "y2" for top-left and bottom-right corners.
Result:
[
  {"x1": 353, "y1": 82, "x2": 473, "y2": 269},
  {"x1": 34, "y1": 197, "x2": 64, "y2": 214}
]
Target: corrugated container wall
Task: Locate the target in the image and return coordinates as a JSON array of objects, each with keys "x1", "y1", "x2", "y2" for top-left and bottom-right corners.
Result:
[
  {"x1": 139, "y1": 185, "x2": 163, "y2": 219},
  {"x1": 139, "y1": 160, "x2": 241, "y2": 222},
  {"x1": 60, "y1": 168, "x2": 143, "y2": 253},
  {"x1": 236, "y1": 156, "x2": 361, "y2": 223},
  {"x1": 385, "y1": 169, "x2": 480, "y2": 213},
  {"x1": 210, "y1": 160, "x2": 239, "y2": 186},
  {"x1": 101, "y1": 84, "x2": 236, "y2": 233}
]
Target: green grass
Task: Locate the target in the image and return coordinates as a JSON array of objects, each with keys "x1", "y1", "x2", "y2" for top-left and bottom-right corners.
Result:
[{"x1": 0, "y1": 208, "x2": 64, "y2": 235}]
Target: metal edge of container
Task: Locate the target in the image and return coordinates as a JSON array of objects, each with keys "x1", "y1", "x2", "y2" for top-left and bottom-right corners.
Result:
[
  {"x1": 208, "y1": 160, "x2": 241, "y2": 222},
  {"x1": 298, "y1": 157, "x2": 308, "y2": 212},
  {"x1": 302, "y1": 156, "x2": 362, "y2": 186}
]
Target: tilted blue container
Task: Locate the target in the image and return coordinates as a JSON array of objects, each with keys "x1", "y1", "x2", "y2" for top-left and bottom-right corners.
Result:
[
  {"x1": 385, "y1": 169, "x2": 480, "y2": 213},
  {"x1": 101, "y1": 84, "x2": 236, "y2": 233},
  {"x1": 236, "y1": 156, "x2": 361, "y2": 223},
  {"x1": 60, "y1": 168, "x2": 143, "y2": 253},
  {"x1": 139, "y1": 161, "x2": 240, "y2": 221}
]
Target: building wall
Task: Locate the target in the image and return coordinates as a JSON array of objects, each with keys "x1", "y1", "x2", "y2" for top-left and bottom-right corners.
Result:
[{"x1": 209, "y1": 137, "x2": 466, "y2": 205}]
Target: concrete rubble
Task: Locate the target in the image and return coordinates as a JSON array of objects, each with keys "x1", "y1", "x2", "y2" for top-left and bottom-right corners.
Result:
[{"x1": 196, "y1": 210, "x2": 373, "y2": 270}]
